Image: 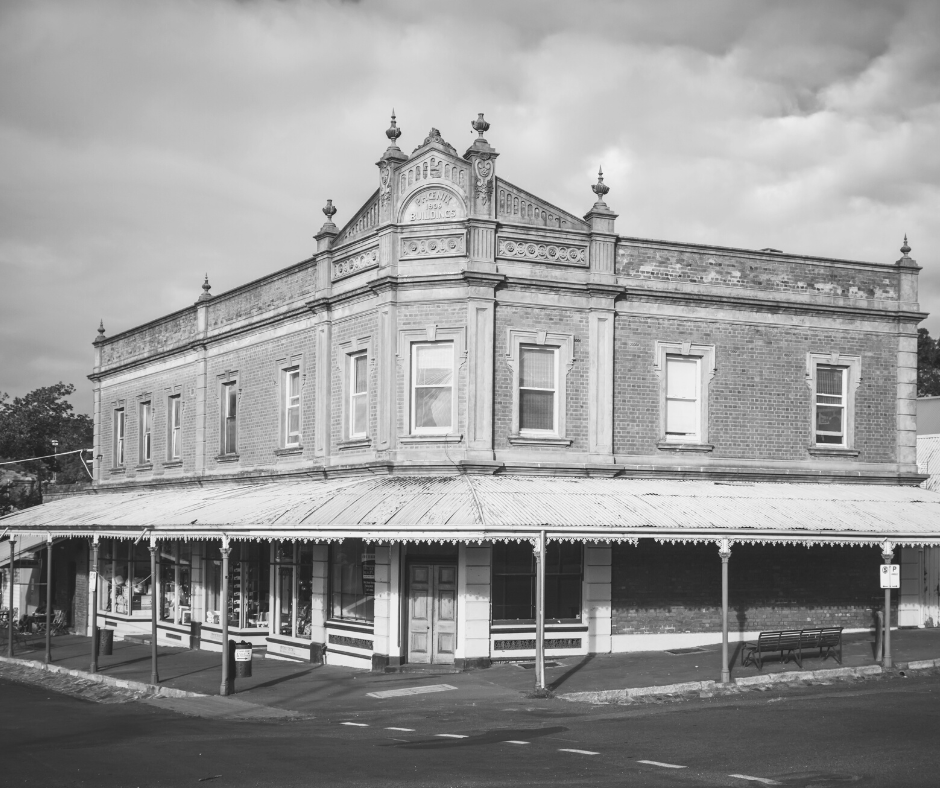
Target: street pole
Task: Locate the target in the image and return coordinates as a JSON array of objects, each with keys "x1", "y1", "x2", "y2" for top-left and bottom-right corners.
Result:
[
  {"x1": 45, "y1": 536, "x2": 52, "y2": 664},
  {"x1": 90, "y1": 537, "x2": 98, "y2": 672},
  {"x1": 149, "y1": 539, "x2": 159, "y2": 684},
  {"x1": 882, "y1": 542, "x2": 894, "y2": 668},
  {"x1": 7, "y1": 538, "x2": 15, "y2": 658},
  {"x1": 220, "y1": 541, "x2": 231, "y2": 696},
  {"x1": 719, "y1": 539, "x2": 731, "y2": 684},
  {"x1": 535, "y1": 531, "x2": 546, "y2": 692}
]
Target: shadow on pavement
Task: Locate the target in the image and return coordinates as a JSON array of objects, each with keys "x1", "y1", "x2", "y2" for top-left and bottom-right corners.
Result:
[{"x1": 549, "y1": 654, "x2": 594, "y2": 691}]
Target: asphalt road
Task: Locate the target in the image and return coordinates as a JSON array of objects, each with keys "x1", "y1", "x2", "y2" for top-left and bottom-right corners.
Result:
[{"x1": 2, "y1": 671, "x2": 939, "y2": 787}]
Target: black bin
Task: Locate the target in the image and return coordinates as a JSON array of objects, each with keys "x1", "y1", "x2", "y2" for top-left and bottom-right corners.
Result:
[
  {"x1": 233, "y1": 640, "x2": 253, "y2": 678},
  {"x1": 97, "y1": 627, "x2": 114, "y2": 656}
]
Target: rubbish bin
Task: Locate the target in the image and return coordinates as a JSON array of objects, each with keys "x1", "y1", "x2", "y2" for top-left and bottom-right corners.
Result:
[
  {"x1": 233, "y1": 640, "x2": 253, "y2": 678},
  {"x1": 97, "y1": 627, "x2": 114, "y2": 657}
]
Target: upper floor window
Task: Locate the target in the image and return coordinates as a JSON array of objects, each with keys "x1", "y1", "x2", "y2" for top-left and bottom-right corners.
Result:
[
  {"x1": 806, "y1": 353, "x2": 860, "y2": 453},
  {"x1": 284, "y1": 368, "x2": 301, "y2": 448},
  {"x1": 349, "y1": 353, "x2": 368, "y2": 438},
  {"x1": 138, "y1": 401, "x2": 152, "y2": 464},
  {"x1": 664, "y1": 355, "x2": 701, "y2": 442},
  {"x1": 411, "y1": 342, "x2": 454, "y2": 434},
  {"x1": 815, "y1": 366, "x2": 846, "y2": 445},
  {"x1": 113, "y1": 408, "x2": 125, "y2": 466},
  {"x1": 168, "y1": 395, "x2": 181, "y2": 461},
  {"x1": 221, "y1": 382, "x2": 238, "y2": 455},
  {"x1": 519, "y1": 346, "x2": 558, "y2": 433}
]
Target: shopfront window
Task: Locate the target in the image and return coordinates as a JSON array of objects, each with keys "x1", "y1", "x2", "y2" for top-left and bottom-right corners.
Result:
[
  {"x1": 272, "y1": 542, "x2": 314, "y2": 639},
  {"x1": 492, "y1": 541, "x2": 582, "y2": 622},
  {"x1": 97, "y1": 540, "x2": 153, "y2": 615},
  {"x1": 330, "y1": 539, "x2": 374, "y2": 623},
  {"x1": 159, "y1": 541, "x2": 192, "y2": 625},
  {"x1": 205, "y1": 542, "x2": 270, "y2": 629}
]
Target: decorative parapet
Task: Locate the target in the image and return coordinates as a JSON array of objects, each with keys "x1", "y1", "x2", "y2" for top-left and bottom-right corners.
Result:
[
  {"x1": 333, "y1": 191, "x2": 380, "y2": 248},
  {"x1": 497, "y1": 236, "x2": 588, "y2": 266},
  {"x1": 400, "y1": 232, "x2": 466, "y2": 260},
  {"x1": 496, "y1": 178, "x2": 589, "y2": 231},
  {"x1": 333, "y1": 246, "x2": 379, "y2": 280},
  {"x1": 98, "y1": 308, "x2": 198, "y2": 370}
]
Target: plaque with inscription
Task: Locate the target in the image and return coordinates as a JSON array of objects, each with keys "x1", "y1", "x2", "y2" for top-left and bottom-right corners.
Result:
[{"x1": 401, "y1": 187, "x2": 466, "y2": 224}]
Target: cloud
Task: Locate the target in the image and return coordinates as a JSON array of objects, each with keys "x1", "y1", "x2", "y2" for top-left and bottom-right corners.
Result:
[{"x1": 0, "y1": 0, "x2": 937, "y2": 412}]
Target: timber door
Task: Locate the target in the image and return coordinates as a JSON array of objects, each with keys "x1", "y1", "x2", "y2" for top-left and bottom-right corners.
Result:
[{"x1": 407, "y1": 564, "x2": 457, "y2": 664}]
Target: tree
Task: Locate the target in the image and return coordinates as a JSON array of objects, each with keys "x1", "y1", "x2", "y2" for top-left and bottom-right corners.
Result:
[
  {"x1": 919, "y1": 328, "x2": 940, "y2": 397},
  {"x1": 0, "y1": 382, "x2": 94, "y2": 489}
]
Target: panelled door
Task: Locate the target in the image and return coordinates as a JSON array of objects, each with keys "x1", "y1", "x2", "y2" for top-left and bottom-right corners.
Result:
[{"x1": 407, "y1": 563, "x2": 457, "y2": 664}]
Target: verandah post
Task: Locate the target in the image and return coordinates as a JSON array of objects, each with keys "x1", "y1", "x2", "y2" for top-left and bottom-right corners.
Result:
[
  {"x1": 45, "y1": 535, "x2": 53, "y2": 664},
  {"x1": 535, "y1": 531, "x2": 546, "y2": 691},
  {"x1": 719, "y1": 539, "x2": 731, "y2": 684},
  {"x1": 7, "y1": 538, "x2": 15, "y2": 658},
  {"x1": 882, "y1": 541, "x2": 894, "y2": 669},
  {"x1": 220, "y1": 537, "x2": 231, "y2": 696},
  {"x1": 89, "y1": 536, "x2": 98, "y2": 671},
  {"x1": 149, "y1": 536, "x2": 159, "y2": 684}
]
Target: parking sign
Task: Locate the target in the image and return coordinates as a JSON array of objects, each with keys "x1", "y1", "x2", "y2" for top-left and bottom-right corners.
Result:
[{"x1": 880, "y1": 564, "x2": 899, "y2": 589}]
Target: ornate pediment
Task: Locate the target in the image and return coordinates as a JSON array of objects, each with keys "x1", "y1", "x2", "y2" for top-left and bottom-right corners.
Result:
[
  {"x1": 334, "y1": 190, "x2": 380, "y2": 248},
  {"x1": 495, "y1": 178, "x2": 589, "y2": 232}
]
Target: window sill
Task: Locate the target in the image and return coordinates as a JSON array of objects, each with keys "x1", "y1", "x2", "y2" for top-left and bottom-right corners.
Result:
[
  {"x1": 508, "y1": 434, "x2": 572, "y2": 447},
  {"x1": 135, "y1": 463, "x2": 153, "y2": 472},
  {"x1": 337, "y1": 437, "x2": 372, "y2": 451},
  {"x1": 215, "y1": 454, "x2": 240, "y2": 463},
  {"x1": 109, "y1": 467, "x2": 126, "y2": 475},
  {"x1": 274, "y1": 446, "x2": 303, "y2": 457},
  {"x1": 163, "y1": 460, "x2": 182, "y2": 469},
  {"x1": 399, "y1": 433, "x2": 463, "y2": 444},
  {"x1": 656, "y1": 441, "x2": 714, "y2": 453},
  {"x1": 808, "y1": 446, "x2": 859, "y2": 457}
]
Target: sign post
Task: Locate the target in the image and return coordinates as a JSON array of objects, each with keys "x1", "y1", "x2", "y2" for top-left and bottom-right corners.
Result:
[{"x1": 880, "y1": 546, "x2": 897, "y2": 668}]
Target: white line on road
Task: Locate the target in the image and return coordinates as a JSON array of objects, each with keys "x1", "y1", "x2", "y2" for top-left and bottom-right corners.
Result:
[
  {"x1": 637, "y1": 760, "x2": 687, "y2": 769},
  {"x1": 435, "y1": 734, "x2": 468, "y2": 738},
  {"x1": 340, "y1": 722, "x2": 368, "y2": 727},
  {"x1": 502, "y1": 741, "x2": 529, "y2": 745},
  {"x1": 367, "y1": 684, "x2": 458, "y2": 699},
  {"x1": 559, "y1": 749, "x2": 600, "y2": 756},
  {"x1": 385, "y1": 727, "x2": 415, "y2": 732},
  {"x1": 729, "y1": 775, "x2": 782, "y2": 785}
]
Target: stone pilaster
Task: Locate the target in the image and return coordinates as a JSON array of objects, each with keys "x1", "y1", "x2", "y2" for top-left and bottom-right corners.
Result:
[
  {"x1": 896, "y1": 236, "x2": 921, "y2": 475},
  {"x1": 588, "y1": 289, "x2": 617, "y2": 461},
  {"x1": 465, "y1": 272, "x2": 502, "y2": 459},
  {"x1": 464, "y1": 115, "x2": 499, "y2": 273}
]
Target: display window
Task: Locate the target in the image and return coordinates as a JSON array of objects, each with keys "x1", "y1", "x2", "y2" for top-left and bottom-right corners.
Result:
[
  {"x1": 159, "y1": 541, "x2": 192, "y2": 624},
  {"x1": 97, "y1": 539, "x2": 153, "y2": 615},
  {"x1": 329, "y1": 538, "x2": 374, "y2": 623},
  {"x1": 204, "y1": 542, "x2": 269, "y2": 629},
  {"x1": 272, "y1": 541, "x2": 314, "y2": 639},
  {"x1": 491, "y1": 541, "x2": 582, "y2": 623}
]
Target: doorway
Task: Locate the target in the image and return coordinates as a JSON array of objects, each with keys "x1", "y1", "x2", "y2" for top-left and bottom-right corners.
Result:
[{"x1": 407, "y1": 563, "x2": 456, "y2": 664}]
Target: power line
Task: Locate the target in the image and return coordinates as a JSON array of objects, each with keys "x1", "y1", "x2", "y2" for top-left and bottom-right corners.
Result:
[{"x1": 0, "y1": 449, "x2": 90, "y2": 466}]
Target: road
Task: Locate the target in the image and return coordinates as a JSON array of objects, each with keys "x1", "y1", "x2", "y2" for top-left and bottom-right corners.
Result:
[{"x1": 2, "y1": 670, "x2": 939, "y2": 787}]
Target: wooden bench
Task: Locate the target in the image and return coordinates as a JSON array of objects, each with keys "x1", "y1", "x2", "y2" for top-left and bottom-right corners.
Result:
[{"x1": 741, "y1": 627, "x2": 842, "y2": 670}]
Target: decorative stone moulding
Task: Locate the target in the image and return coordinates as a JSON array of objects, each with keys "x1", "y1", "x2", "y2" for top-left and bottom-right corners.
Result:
[
  {"x1": 333, "y1": 247, "x2": 379, "y2": 281},
  {"x1": 398, "y1": 153, "x2": 469, "y2": 199},
  {"x1": 497, "y1": 238, "x2": 588, "y2": 266},
  {"x1": 399, "y1": 233, "x2": 466, "y2": 260}
]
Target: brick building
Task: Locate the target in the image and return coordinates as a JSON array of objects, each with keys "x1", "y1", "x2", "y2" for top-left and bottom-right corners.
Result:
[{"x1": 3, "y1": 114, "x2": 940, "y2": 678}]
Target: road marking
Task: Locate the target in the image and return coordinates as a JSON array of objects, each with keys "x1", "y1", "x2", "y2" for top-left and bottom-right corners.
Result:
[
  {"x1": 367, "y1": 683, "x2": 458, "y2": 699},
  {"x1": 503, "y1": 740, "x2": 529, "y2": 745},
  {"x1": 559, "y1": 749, "x2": 599, "y2": 756},
  {"x1": 729, "y1": 775, "x2": 782, "y2": 786},
  {"x1": 385, "y1": 727, "x2": 415, "y2": 732},
  {"x1": 637, "y1": 760, "x2": 687, "y2": 769},
  {"x1": 340, "y1": 722, "x2": 368, "y2": 727},
  {"x1": 435, "y1": 734, "x2": 468, "y2": 738}
]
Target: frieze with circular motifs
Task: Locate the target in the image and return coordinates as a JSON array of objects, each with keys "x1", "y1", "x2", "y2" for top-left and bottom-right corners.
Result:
[
  {"x1": 400, "y1": 235, "x2": 466, "y2": 259},
  {"x1": 333, "y1": 248, "x2": 378, "y2": 280},
  {"x1": 497, "y1": 239, "x2": 587, "y2": 265}
]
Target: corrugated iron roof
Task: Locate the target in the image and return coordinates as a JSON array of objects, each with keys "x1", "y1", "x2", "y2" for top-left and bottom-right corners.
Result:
[{"x1": 2, "y1": 475, "x2": 939, "y2": 543}]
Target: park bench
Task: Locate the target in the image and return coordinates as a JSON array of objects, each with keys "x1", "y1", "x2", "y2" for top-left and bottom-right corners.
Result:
[{"x1": 741, "y1": 627, "x2": 842, "y2": 670}]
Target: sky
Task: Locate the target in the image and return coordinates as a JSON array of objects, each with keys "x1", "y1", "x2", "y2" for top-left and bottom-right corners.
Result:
[{"x1": 1, "y1": 0, "x2": 938, "y2": 415}]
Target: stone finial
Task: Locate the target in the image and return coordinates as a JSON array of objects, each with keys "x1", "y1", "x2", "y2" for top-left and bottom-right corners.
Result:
[
  {"x1": 386, "y1": 109, "x2": 402, "y2": 144},
  {"x1": 901, "y1": 234, "x2": 911, "y2": 257},
  {"x1": 592, "y1": 167, "x2": 610, "y2": 202},
  {"x1": 93, "y1": 319, "x2": 106, "y2": 344},
  {"x1": 471, "y1": 113, "x2": 490, "y2": 139},
  {"x1": 322, "y1": 199, "x2": 337, "y2": 223},
  {"x1": 198, "y1": 273, "x2": 213, "y2": 302}
]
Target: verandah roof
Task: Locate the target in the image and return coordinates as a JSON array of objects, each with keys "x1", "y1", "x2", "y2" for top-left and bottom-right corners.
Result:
[{"x1": 2, "y1": 475, "x2": 939, "y2": 546}]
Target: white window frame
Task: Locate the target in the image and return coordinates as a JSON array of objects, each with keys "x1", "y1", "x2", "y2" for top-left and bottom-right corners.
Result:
[
  {"x1": 167, "y1": 394, "x2": 182, "y2": 462},
  {"x1": 506, "y1": 327, "x2": 574, "y2": 445},
  {"x1": 219, "y1": 377, "x2": 239, "y2": 457},
  {"x1": 397, "y1": 325, "x2": 466, "y2": 441},
  {"x1": 114, "y1": 407, "x2": 125, "y2": 467},
  {"x1": 348, "y1": 352, "x2": 368, "y2": 439},
  {"x1": 410, "y1": 341, "x2": 455, "y2": 435},
  {"x1": 518, "y1": 345, "x2": 559, "y2": 434},
  {"x1": 805, "y1": 352, "x2": 861, "y2": 453},
  {"x1": 284, "y1": 367, "x2": 301, "y2": 448},
  {"x1": 653, "y1": 341, "x2": 716, "y2": 449},
  {"x1": 138, "y1": 400, "x2": 152, "y2": 464},
  {"x1": 664, "y1": 355, "x2": 702, "y2": 443}
]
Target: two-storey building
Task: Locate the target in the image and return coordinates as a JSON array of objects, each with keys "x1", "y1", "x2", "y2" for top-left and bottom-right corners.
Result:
[{"x1": 4, "y1": 113, "x2": 939, "y2": 676}]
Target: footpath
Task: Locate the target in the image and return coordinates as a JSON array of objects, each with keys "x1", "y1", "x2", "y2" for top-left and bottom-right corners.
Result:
[{"x1": 2, "y1": 628, "x2": 939, "y2": 720}]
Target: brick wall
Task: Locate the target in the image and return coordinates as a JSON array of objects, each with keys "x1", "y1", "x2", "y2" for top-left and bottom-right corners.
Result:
[
  {"x1": 616, "y1": 242, "x2": 900, "y2": 302},
  {"x1": 611, "y1": 541, "x2": 896, "y2": 634},
  {"x1": 494, "y1": 303, "x2": 590, "y2": 451},
  {"x1": 613, "y1": 315, "x2": 897, "y2": 462},
  {"x1": 331, "y1": 311, "x2": 378, "y2": 453}
]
